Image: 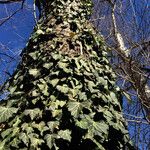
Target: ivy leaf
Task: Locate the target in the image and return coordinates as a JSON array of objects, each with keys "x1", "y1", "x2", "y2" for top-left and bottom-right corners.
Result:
[
  {"x1": 109, "y1": 92, "x2": 119, "y2": 105},
  {"x1": 76, "y1": 119, "x2": 89, "y2": 129},
  {"x1": 85, "y1": 115, "x2": 109, "y2": 136},
  {"x1": 37, "y1": 82, "x2": 49, "y2": 96},
  {"x1": 1, "y1": 128, "x2": 12, "y2": 139},
  {"x1": 58, "y1": 62, "x2": 68, "y2": 69},
  {"x1": 50, "y1": 79, "x2": 59, "y2": 87},
  {"x1": 29, "y1": 68, "x2": 40, "y2": 77},
  {"x1": 32, "y1": 121, "x2": 49, "y2": 136},
  {"x1": 21, "y1": 123, "x2": 34, "y2": 134},
  {"x1": 10, "y1": 138, "x2": 20, "y2": 148},
  {"x1": 98, "y1": 77, "x2": 107, "y2": 86},
  {"x1": 23, "y1": 108, "x2": 42, "y2": 120},
  {"x1": 0, "y1": 106, "x2": 18, "y2": 123},
  {"x1": 19, "y1": 132, "x2": 29, "y2": 146},
  {"x1": 87, "y1": 81, "x2": 96, "y2": 92},
  {"x1": 79, "y1": 92, "x2": 87, "y2": 100},
  {"x1": 9, "y1": 86, "x2": 17, "y2": 94},
  {"x1": 43, "y1": 63, "x2": 53, "y2": 69},
  {"x1": 67, "y1": 101, "x2": 82, "y2": 118},
  {"x1": 47, "y1": 121, "x2": 59, "y2": 132},
  {"x1": 52, "y1": 53, "x2": 61, "y2": 60},
  {"x1": 36, "y1": 29, "x2": 45, "y2": 35},
  {"x1": 44, "y1": 134, "x2": 55, "y2": 149},
  {"x1": 92, "y1": 121, "x2": 108, "y2": 136},
  {"x1": 29, "y1": 52, "x2": 38, "y2": 60},
  {"x1": 56, "y1": 85, "x2": 69, "y2": 94},
  {"x1": 58, "y1": 130, "x2": 71, "y2": 142},
  {"x1": 31, "y1": 89, "x2": 40, "y2": 97},
  {"x1": 30, "y1": 137, "x2": 44, "y2": 148},
  {"x1": 0, "y1": 140, "x2": 6, "y2": 150}
]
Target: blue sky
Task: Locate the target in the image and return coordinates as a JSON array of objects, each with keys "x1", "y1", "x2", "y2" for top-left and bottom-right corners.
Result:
[{"x1": 0, "y1": 0, "x2": 35, "y2": 83}]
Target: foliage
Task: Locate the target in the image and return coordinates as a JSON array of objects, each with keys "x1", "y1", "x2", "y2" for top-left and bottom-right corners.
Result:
[{"x1": 0, "y1": 0, "x2": 134, "y2": 149}]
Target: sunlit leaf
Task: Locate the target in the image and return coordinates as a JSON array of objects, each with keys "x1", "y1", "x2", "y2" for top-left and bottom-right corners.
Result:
[
  {"x1": 58, "y1": 130, "x2": 71, "y2": 142},
  {"x1": 0, "y1": 106, "x2": 18, "y2": 123}
]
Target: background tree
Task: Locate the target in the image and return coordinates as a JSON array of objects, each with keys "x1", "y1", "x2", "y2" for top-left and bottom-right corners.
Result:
[
  {"x1": 91, "y1": 0, "x2": 150, "y2": 149},
  {"x1": 0, "y1": 0, "x2": 134, "y2": 149}
]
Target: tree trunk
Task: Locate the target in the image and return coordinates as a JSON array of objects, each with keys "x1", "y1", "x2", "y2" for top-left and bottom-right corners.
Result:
[{"x1": 0, "y1": 0, "x2": 135, "y2": 149}]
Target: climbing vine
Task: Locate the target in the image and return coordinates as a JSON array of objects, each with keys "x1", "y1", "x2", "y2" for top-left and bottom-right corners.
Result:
[{"x1": 0, "y1": 0, "x2": 134, "y2": 149}]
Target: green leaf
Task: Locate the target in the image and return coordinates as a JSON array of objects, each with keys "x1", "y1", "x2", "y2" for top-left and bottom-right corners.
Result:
[
  {"x1": 50, "y1": 79, "x2": 59, "y2": 87},
  {"x1": 43, "y1": 63, "x2": 53, "y2": 69},
  {"x1": 0, "y1": 106, "x2": 18, "y2": 123},
  {"x1": 79, "y1": 92, "x2": 87, "y2": 100},
  {"x1": 85, "y1": 115, "x2": 109, "y2": 136},
  {"x1": 37, "y1": 82, "x2": 49, "y2": 96},
  {"x1": 98, "y1": 77, "x2": 107, "y2": 86},
  {"x1": 58, "y1": 130, "x2": 71, "y2": 142},
  {"x1": 12, "y1": 127, "x2": 20, "y2": 136},
  {"x1": 67, "y1": 101, "x2": 82, "y2": 118},
  {"x1": 44, "y1": 134, "x2": 55, "y2": 149},
  {"x1": 87, "y1": 81, "x2": 97, "y2": 92},
  {"x1": 92, "y1": 121, "x2": 108, "y2": 136},
  {"x1": 21, "y1": 123, "x2": 34, "y2": 134},
  {"x1": 92, "y1": 138, "x2": 105, "y2": 150},
  {"x1": 28, "y1": 52, "x2": 38, "y2": 60},
  {"x1": 9, "y1": 86, "x2": 17, "y2": 94},
  {"x1": 24, "y1": 108, "x2": 42, "y2": 120},
  {"x1": 31, "y1": 89, "x2": 40, "y2": 97},
  {"x1": 10, "y1": 138, "x2": 20, "y2": 148},
  {"x1": 1, "y1": 128, "x2": 12, "y2": 138},
  {"x1": 109, "y1": 92, "x2": 119, "y2": 105},
  {"x1": 30, "y1": 137, "x2": 44, "y2": 148},
  {"x1": 0, "y1": 140, "x2": 6, "y2": 150},
  {"x1": 52, "y1": 53, "x2": 61, "y2": 60},
  {"x1": 52, "y1": 109, "x2": 62, "y2": 118},
  {"x1": 56, "y1": 85, "x2": 69, "y2": 94},
  {"x1": 29, "y1": 68, "x2": 40, "y2": 77},
  {"x1": 36, "y1": 29, "x2": 45, "y2": 35},
  {"x1": 58, "y1": 62, "x2": 68, "y2": 69},
  {"x1": 32, "y1": 121, "x2": 48, "y2": 136},
  {"x1": 75, "y1": 58, "x2": 81, "y2": 70},
  {"x1": 13, "y1": 117, "x2": 21, "y2": 127},
  {"x1": 76, "y1": 119, "x2": 89, "y2": 129},
  {"x1": 19, "y1": 132, "x2": 29, "y2": 146},
  {"x1": 47, "y1": 121, "x2": 59, "y2": 132}
]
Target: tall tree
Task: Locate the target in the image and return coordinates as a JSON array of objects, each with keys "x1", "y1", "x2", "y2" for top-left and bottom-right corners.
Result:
[{"x1": 0, "y1": 0, "x2": 134, "y2": 149}]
